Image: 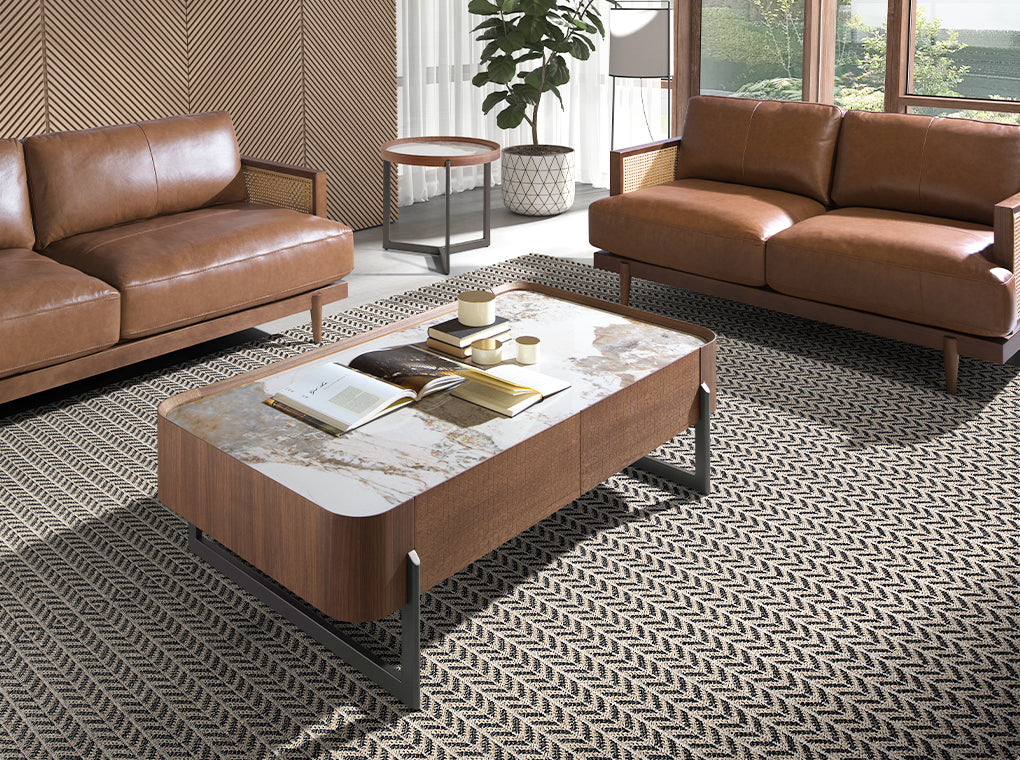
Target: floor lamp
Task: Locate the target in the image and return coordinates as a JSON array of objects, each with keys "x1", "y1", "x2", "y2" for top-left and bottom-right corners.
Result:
[{"x1": 609, "y1": 5, "x2": 672, "y2": 149}]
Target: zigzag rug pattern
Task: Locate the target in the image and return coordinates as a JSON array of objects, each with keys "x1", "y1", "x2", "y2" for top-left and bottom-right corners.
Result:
[{"x1": 0, "y1": 254, "x2": 1017, "y2": 759}]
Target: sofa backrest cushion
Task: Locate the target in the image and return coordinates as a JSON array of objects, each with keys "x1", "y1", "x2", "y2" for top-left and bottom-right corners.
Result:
[
  {"x1": 831, "y1": 110, "x2": 1020, "y2": 226},
  {"x1": 676, "y1": 95, "x2": 844, "y2": 205},
  {"x1": 24, "y1": 112, "x2": 246, "y2": 249},
  {"x1": 0, "y1": 139, "x2": 36, "y2": 249},
  {"x1": 140, "y1": 112, "x2": 247, "y2": 217}
]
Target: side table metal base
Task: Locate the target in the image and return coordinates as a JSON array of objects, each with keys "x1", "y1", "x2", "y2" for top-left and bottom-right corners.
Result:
[
  {"x1": 382, "y1": 160, "x2": 492, "y2": 275},
  {"x1": 632, "y1": 382, "x2": 712, "y2": 494},
  {"x1": 188, "y1": 525, "x2": 422, "y2": 709}
]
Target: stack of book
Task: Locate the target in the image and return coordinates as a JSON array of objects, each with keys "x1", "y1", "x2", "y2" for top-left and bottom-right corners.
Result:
[{"x1": 426, "y1": 316, "x2": 510, "y2": 359}]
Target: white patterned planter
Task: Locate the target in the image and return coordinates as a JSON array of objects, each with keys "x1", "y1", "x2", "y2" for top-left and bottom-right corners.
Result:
[{"x1": 500, "y1": 145, "x2": 575, "y2": 216}]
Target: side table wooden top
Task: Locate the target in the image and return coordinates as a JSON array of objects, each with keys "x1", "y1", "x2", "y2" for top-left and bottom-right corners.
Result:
[{"x1": 380, "y1": 136, "x2": 501, "y2": 167}]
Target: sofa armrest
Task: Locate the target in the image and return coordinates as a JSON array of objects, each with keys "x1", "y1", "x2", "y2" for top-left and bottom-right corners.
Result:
[
  {"x1": 610, "y1": 137, "x2": 681, "y2": 196},
  {"x1": 993, "y1": 191, "x2": 1020, "y2": 272},
  {"x1": 241, "y1": 157, "x2": 327, "y2": 217}
]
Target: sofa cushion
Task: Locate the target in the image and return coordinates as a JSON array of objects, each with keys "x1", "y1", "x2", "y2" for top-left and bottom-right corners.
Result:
[
  {"x1": 766, "y1": 207, "x2": 1015, "y2": 337},
  {"x1": 0, "y1": 140, "x2": 36, "y2": 249},
  {"x1": 140, "y1": 112, "x2": 247, "y2": 217},
  {"x1": 589, "y1": 178, "x2": 826, "y2": 287},
  {"x1": 676, "y1": 95, "x2": 843, "y2": 205},
  {"x1": 831, "y1": 111, "x2": 1020, "y2": 226},
  {"x1": 23, "y1": 112, "x2": 247, "y2": 249},
  {"x1": 43, "y1": 202, "x2": 353, "y2": 340},
  {"x1": 0, "y1": 249, "x2": 120, "y2": 379}
]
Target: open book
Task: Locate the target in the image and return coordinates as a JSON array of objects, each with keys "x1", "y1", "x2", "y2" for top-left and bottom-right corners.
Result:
[
  {"x1": 452, "y1": 363, "x2": 570, "y2": 417},
  {"x1": 265, "y1": 345, "x2": 569, "y2": 433},
  {"x1": 266, "y1": 345, "x2": 466, "y2": 434}
]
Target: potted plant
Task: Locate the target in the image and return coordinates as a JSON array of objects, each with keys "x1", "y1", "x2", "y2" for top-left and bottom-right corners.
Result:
[{"x1": 469, "y1": 0, "x2": 611, "y2": 216}]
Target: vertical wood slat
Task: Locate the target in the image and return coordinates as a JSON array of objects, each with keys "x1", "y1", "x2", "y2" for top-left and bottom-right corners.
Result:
[
  {"x1": 0, "y1": 0, "x2": 396, "y2": 230},
  {"x1": 803, "y1": 0, "x2": 820, "y2": 102}
]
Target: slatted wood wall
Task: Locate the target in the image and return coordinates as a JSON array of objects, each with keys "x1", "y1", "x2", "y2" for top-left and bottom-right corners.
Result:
[{"x1": 0, "y1": 0, "x2": 396, "y2": 230}]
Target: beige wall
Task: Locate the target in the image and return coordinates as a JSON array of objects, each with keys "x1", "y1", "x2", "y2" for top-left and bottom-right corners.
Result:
[{"x1": 0, "y1": 0, "x2": 396, "y2": 229}]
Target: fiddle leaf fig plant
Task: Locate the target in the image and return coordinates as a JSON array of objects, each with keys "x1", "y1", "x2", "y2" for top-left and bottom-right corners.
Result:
[{"x1": 469, "y1": 0, "x2": 614, "y2": 145}]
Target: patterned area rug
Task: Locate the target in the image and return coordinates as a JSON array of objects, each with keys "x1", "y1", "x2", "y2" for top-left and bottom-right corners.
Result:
[{"x1": 1, "y1": 254, "x2": 1018, "y2": 760}]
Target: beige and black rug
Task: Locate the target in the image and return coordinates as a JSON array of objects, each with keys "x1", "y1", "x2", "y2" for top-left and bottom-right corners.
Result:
[{"x1": 1, "y1": 254, "x2": 1017, "y2": 759}]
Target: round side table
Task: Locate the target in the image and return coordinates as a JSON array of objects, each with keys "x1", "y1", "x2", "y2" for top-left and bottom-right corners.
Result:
[{"x1": 380, "y1": 136, "x2": 500, "y2": 275}]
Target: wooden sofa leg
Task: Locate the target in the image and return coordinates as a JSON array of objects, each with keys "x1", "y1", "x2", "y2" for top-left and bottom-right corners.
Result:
[
  {"x1": 943, "y1": 335, "x2": 959, "y2": 394},
  {"x1": 311, "y1": 293, "x2": 324, "y2": 344},
  {"x1": 619, "y1": 261, "x2": 631, "y2": 306}
]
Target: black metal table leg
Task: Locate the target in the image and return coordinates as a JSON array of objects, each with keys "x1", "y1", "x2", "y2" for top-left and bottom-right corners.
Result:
[
  {"x1": 188, "y1": 525, "x2": 422, "y2": 709},
  {"x1": 633, "y1": 382, "x2": 712, "y2": 494}
]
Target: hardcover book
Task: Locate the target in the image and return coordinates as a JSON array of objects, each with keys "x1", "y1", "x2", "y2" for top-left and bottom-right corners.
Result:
[{"x1": 427, "y1": 316, "x2": 511, "y2": 347}]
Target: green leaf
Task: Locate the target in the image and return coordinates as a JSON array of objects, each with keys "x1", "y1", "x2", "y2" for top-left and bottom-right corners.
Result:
[
  {"x1": 477, "y1": 26, "x2": 502, "y2": 41},
  {"x1": 517, "y1": 14, "x2": 545, "y2": 40},
  {"x1": 548, "y1": 85, "x2": 564, "y2": 110},
  {"x1": 496, "y1": 103, "x2": 527, "y2": 129},
  {"x1": 501, "y1": 0, "x2": 519, "y2": 11},
  {"x1": 482, "y1": 91, "x2": 507, "y2": 113},
  {"x1": 468, "y1": 0, "x2": 501, "y2": 15},
  {"x1": 481, "y1": 40, "x2": 501, "y2": 60},
  {"x1": 546, "y1": 54, "x2": 570, "y2": 87},
  {"x1": 472, "y1": 17, "x2": 503, "y2": 31},
  {"x1": 524, "y1": 68, "x2": 545, "y2": 92},
  {"x1": 568, "y1": 36, "x2": 591, "y2": 60},
  {"x1": 497, "y1": 29, "x2": 526, "y2": 53},
  {"x1": 472, "y1": 71, "x2": 490, "y2": 87},
  {"x1": 488, "y1": 55, "x2": 517, "y2": 84},
  {"x1": 585, "y1": 10, "x2": 605, "y2": 37},
  {"x1": 520, "y1": 0, "x2": 555, "y2": 16},
  {"x1": 511, "y1": 82, "x2": 541, "y2": 104}
]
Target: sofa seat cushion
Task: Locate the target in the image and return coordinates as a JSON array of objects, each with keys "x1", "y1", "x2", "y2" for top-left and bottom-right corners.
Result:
[
  {"x1": 0, "y1": 249, "x2": 120, "y2": 379},
  {"x1": 766, "y1": 207, "x2": 1015, "y2": 337},
  {"x1": 589, "y1": 179, "x2": 826, "y2": 287},
  {"x1": 43, "y1": 203, "x2": 354, "y2": 340}
]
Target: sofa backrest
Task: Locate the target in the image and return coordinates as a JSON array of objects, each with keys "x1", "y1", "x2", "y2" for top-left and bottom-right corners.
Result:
[
  {"x1": 676, "y1": 95, "x2": 844, "y2": 205},
  {"x1": 831, "y1": 110, "x2": 1020, "y2": 226},
  {"x1": 0, "y1": 139, "x2": 35, "y2": 250},
  {"x1": 23, "y1": 112, "x2": 247, "y2": 249}
]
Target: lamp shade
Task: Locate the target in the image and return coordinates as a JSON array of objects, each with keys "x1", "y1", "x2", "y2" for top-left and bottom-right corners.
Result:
[{"x1": 609, "y1": 8, "x2": 671, "y2": 78}]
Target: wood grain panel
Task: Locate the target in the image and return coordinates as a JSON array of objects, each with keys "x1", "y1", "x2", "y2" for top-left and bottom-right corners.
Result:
[
  {"x1": 0, "y1": 0, "x2": 47, "y2": 136},
  {"x1": 158, "y1": 415, "x2": 414, "y2": 623},
  {"x1": 579, "y1": 352, "x2": 701, "y2": 493},
  {"x1": 43, "y1": 0, "x2": 188, "y2": 131},
  {"x1": 303, "y1": 0, "x2": 397, "y2": 229},
  {"x1": 414, "y1": 418, "x2": 581, "y2": 591},
  {"x1": 187, "y1": 0, "x2": 303, "y2": 165}
]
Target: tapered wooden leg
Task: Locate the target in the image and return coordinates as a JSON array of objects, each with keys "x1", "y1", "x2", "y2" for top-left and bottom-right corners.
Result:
[
  {"x1": 619, "y1": 261, "x2": 631, "y2": 306},
  {"x1": 943, "y1": 335, "x2": 959, "y2": 394},
  {"x1": 311, "y1": 293, "x2": 324, "y2": 344}
]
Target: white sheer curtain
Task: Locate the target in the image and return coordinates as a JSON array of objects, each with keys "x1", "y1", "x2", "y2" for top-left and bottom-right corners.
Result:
[{"x1": 396, "y1": 1, "x2": 670, "y2": 206}]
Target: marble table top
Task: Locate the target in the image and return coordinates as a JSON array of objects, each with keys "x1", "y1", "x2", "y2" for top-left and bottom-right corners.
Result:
[{"x1": 166, "y1": 289, "x2": 706, "y2": 518}]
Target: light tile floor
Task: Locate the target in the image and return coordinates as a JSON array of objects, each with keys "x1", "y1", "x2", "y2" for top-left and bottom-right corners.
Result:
[{"x1": 259, "y1": 183, "x2": 607, "y2": 333}]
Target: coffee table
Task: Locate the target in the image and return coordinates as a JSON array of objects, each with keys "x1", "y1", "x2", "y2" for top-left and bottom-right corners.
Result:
[
  {"x1": 380, "y1": 136, "x2": 501, "y2": 275},
  {"x1": 157, "y1": 283, "x2": 716, "y2": 709}
]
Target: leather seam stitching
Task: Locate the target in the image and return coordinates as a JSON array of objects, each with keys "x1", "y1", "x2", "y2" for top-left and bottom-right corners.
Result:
[
  {"x1": 917, "y1": 117, "x2": 937, "y2": 211},
  {"x1": 740, "y1": 102, "x2": 763, "y2": 184},
  {"x1": 136, "y1": 124, "x2": 161, "y2": 217},
  {"x1": 771, "y1": 242, "x2": 1004, "y2": 281},
  {"x1": 68, "y1": 207, "x2": 238, "y2": 257},
  {"x1": 0, "y1": 292, "x2": 120, "y2": 322}
]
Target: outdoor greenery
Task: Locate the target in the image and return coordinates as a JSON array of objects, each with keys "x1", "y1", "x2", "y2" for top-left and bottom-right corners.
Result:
[
  {"x1": 468, "y1": 0, "x2": 614, "y2": 145},
  {"x1": 702, "y1": 0, "x2": 1018, "y2": 123}
]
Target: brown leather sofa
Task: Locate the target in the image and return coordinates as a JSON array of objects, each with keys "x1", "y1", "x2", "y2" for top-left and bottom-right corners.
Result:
[
  {"x1": 590, "y1": 95, "x2": 1020, "y2": 392},
  {"x1": 0, "y1": 112, "x2": 353, "y2": 404}
]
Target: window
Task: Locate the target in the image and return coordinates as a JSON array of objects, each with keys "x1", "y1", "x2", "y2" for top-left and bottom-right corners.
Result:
[
  {"x1": 700, "y1": 0, "x2": 806, "y2": 99},
  {"x1": 904, "y1": 1, "x2": 1020, "y2": 123},
  {"x1": 681, "y1": 0, "x2": 1020, "y2": 124}
]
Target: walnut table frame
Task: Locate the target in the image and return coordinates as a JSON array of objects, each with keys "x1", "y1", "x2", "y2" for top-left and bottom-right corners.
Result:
[
  {"x1": 380, "y1": 137, "x2": 501, "y2": 275},
  {"x1": 157, "y1": 283, "x2": 716, "y2": 709}
]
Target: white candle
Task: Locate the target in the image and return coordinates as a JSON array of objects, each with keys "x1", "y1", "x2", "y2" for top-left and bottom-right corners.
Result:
[
  {"x1": 458, "y1": 291, "x2": 496, "y2": 327},
  {"x1": 471, "y1": 338, "x2": 503, "y2": 365},
  {"x1": 515, "y1": 335, "x2": 540, "y2": 365}
]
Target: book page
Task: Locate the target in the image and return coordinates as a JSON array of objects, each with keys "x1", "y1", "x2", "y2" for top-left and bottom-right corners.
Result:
[
  {"x1": 349, "y1": 345, "x2": 465, "y2": 398},
  {"x1": 274, "y1": 363, "x2": 413, "y2": 431}
]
